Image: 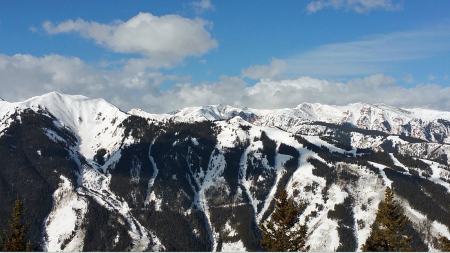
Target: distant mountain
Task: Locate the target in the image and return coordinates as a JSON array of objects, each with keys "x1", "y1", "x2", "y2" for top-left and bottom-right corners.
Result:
[
  {"x1": 128, "y1": 98, "x2": 450, "y2": 143},
  {"x1": 0, "y1": 92, "x2": 450, "y2": 251}
]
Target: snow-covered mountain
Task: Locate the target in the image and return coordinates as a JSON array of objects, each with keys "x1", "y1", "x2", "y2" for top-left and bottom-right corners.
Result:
[
  {"x1": 128, "y1": 101, "x2": 450, "y2": 143},
  {"x1": 1, "y1": 92, "x2": 450, "y2": 251}
]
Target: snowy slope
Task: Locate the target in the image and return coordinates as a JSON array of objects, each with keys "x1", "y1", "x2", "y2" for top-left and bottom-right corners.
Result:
[
  {"x1": 128, "y1": 108, "x2": 171, "y2": 122},
  {"x1": 168, "y1": 104, "x2": 243, "y2": 122},
  {"x1": 21, "y1": 92, "x2": 128, "y2": 159},
  {"x1": 0, "y1": 92, "x2": 128, "y2": 159}
]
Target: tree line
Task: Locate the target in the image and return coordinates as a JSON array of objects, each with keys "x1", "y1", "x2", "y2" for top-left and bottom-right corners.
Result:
[{"x1": 259, "y1": 187, "x2": 450, "y2": 252}]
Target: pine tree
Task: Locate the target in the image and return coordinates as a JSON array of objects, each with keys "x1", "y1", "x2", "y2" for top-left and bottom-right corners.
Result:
[
  {"x1": 439, "y1": 236, "x2": 450, "y2": 251},
  {"x1": 259, "y1": 189, "x2": 309, "y2": 252},
  {"x1": 362, "y1": 187, "x2": 412, "y2": 252},
  {"x1": 0, "y1": 195, "x2": 32, "y2": 252}
]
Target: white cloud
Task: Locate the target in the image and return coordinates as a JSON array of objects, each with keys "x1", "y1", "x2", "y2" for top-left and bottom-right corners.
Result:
[
  {"x1": 285, "y1": 25, "x2": 450, "y2": 77},
  {"x1": 428, "y1": 74, "x2": 437, "y2": 81},
  {"x1": 241, "y1": 58, "x2": 287, "y2": 79},
  {"x1": 401, "y1": 73, "x2": 414, "y2": 83},
  {"x1": 141, "y1": 75, "x2": 246, "y2": 112},
  {"x1": 42, "y1": 13, "x2": 218, "y2": 69},
  {"x1": 306, "y1": 0, "x2": 403, "y2": 14},
  {"x1": 191, "y1": 0, "x2": 215, "y2": 14}
]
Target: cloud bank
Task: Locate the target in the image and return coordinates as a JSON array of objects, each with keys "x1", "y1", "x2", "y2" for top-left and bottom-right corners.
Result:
[
  {"x1": 148, "y1": 74, "x2": 450, "y2": 112},
  {"x1": 1, "y1": 53, "x2": 450, "y2": 113},
  {"x1": 42, "y1": 13, "x2": 218, "y2": 69}
]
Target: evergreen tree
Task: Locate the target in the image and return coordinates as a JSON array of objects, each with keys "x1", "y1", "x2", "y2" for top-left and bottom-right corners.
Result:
[
  {"x1": 439, "y1": 236, "x2": 450, "y2": 252},
  {"x1": 362, "y1": 187, "x2": 412, "y2": 252},
  {"x1": 438, "y1": 205, "x2": 450, "y2": 252},
  {"x1": 0, "y1": 195, "x2": 32, "y2": 252},
  {"x1": 259, "y1": 189, "x2": 309, "y2": 252}
]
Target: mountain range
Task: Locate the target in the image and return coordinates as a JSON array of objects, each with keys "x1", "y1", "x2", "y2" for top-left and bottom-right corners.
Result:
[{"x1": 1, "y1": 92, "x2": 450, "y2": 251}]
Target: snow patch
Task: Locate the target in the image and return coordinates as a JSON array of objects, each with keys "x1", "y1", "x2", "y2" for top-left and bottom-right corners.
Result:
[
  {"x1": 387, "y1": 135, "x2": 409, "y2": 145},
  {"x1": 221, "y1": 240, "x2": 246, "y2": 252},
  {"x1": 191, "y1": 137, "x2": 199, "y2": 146}
]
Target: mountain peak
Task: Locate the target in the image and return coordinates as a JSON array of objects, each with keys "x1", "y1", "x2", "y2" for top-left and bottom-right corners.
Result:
[
  {"x1": 25, "y1": 91, "x2": 104, "y2": 105},
  {"x1": 21, "y1": 92, "x2": 122, "y2": 116},
  {"x1": 15, "y1": 92, "x2": 127, "y2": 159}
]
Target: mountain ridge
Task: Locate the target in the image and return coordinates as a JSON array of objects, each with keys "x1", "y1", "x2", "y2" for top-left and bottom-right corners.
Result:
[
  {"x1": 5, "y1": 91, "x2": 450, "y2": 122},
  {"x1": 3, "y1": 92, "x2": 450, "y2": 145},
  {"x1": 6, "y1": 92, "x2": 450, "y2": 125}
]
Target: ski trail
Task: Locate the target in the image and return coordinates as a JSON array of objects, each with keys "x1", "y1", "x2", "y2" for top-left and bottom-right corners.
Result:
[
  {"x1": 257, "y1": 149, "x2": 281, "y2": 223},
  {"x1": 186, "y1": 146, "x2": 215, "y2": 251},
  {"x1": 239, "y1": 146, "x2": 258, "y2": 215}
]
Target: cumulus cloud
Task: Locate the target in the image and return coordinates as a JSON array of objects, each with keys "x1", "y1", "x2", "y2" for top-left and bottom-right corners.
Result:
[
  {"x1": 306, "y1": 0, "x2": 403, "y2": 14},
  {"x1": 241, "y1": 58, "x2": 287, "y2": 79},
  {"x1": 42, "y1": 13, "x2": 218, "y2": 69},
  {"x1": 191, "y1": 0, "x2": 215, "y2": 14}
]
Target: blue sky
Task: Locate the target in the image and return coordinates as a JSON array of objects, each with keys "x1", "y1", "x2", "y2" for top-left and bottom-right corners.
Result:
[{"x1": 0, "y1": 0, "x2": 450, "y2": 112}]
